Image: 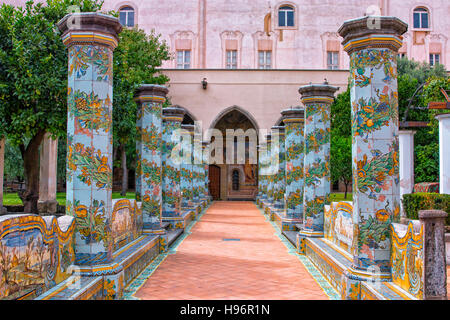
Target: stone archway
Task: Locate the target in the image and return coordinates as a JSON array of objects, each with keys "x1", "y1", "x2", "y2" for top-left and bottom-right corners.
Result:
[{"x1": 208, "y1": 107, "x2": 259, "y2": 200}]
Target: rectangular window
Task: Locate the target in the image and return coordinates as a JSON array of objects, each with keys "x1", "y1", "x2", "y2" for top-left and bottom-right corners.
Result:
[
  {"x1": 413, "y1": 12, "x2": 420, "y2": 28},
  {"x1": 278, "y1": 11, "x2": 286, "y2": 27},
  {"x1": 258, "y1": 51, "x2": 271, "y2": 69},
  {"x1": 327, "y1": 51, "x2": 339, "y2": 70},
  {"x1": 226, "y1": 50, "x2": 237, "y2": 69},
  {"x1": 176, "y1": 50, "x2": 191, "y2": 69},
  {"x1": 430, "y1": 53, "x2": 440, "y2": 66},
  {"x1": 119, "y1": 11, "x2": 127, "y2": 25},
  {"x1": 422, "y1": 13, "x2": 429, "y2": 28},
  {"x1": 286, "y1": 11, "x2": 294, "y2": 26}
]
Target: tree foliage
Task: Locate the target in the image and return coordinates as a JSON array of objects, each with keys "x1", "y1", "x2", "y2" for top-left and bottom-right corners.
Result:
[
  {"x1": 329, "y1": 85, "x2": 352, "y2": 196},
  {"x1": 330, "y1": 135, "x2": 352, "y2": 198},
  {"x1": 0, "y1": 0, "x2": 104, "y2": 211},
  {"x1": 112, "y1": 26, "x2": 171, "y2": 195}
]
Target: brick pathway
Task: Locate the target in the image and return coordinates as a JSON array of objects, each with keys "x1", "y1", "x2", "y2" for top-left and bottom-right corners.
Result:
[{"x1": 134, "y1": 201, "x2": 330, "y2": 300}]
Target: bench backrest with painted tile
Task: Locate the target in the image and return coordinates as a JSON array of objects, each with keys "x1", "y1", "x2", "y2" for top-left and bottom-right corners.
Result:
[
  {"x1": 0, "y1": 214, "x2": 75, "y2": 300},
  {"x1": 324, "y1": 201, "x2": 354, "y2": 255}
]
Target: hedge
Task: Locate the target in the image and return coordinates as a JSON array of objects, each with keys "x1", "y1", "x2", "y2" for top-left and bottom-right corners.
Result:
[{"x1": 402, "y1": 192, "x2": 450, "y2": 226}]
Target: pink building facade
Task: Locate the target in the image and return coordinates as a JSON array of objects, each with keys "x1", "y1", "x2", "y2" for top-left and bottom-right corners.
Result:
[{"x1": 105, "y1": 0, "x2": 448, "y2": 70}]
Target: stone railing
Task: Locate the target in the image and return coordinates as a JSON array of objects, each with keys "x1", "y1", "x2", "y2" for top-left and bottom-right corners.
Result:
[
  {"x1": 111, "y1": 199, "x2": 143, "y2": 251},
  {"x1": 324, "y1": 201, "x2": 354, "y2": 255},
  {"x1": 0, "y1": 214, "x2": 75, "y2": 300}
]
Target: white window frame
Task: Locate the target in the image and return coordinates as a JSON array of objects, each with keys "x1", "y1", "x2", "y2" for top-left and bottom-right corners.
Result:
[
  {"x1": 226, "y1": 50, "x2": 238, "y2": 69},
  {"x1": 119, "y1": 6, "x2": 135, "y2": 27},
  {"x1": 327, "y1": 51, "x2": 339, "y2": 70},
  {"x1": 176, "y1": 50, "x2": 191, "y2": 69},
  {"x1": 413, "y1": 7, "x2": 430, "y2": 30},
  {"x1": 258, "y1": 51, "x2": 272, "y2": 69},
  {"x1": 278, "y1": 5, "x2": 295, "y2": 28}
]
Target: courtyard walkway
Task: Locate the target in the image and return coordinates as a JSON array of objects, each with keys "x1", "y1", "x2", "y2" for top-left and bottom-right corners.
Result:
[{"x1": 134, "y1": 201, "x2": 331, "y2": 300}]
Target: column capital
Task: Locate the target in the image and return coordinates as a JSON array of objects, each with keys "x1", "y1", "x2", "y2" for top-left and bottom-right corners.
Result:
[
  {"x1": 134, "y1": 84, "x2": 168, "y2": 103},
  {"x1": 338, "y1": 16, "x2": 407, "y2": 55},
  {"x1": 181, "y1": 124, "x2": 195, "y2": 132},
  {"x1": 271, "y1": 125, "x2": 285, "y2": 134},
  {"x1": 435, "y1": 113, "x2": 450, "y2": 122},
  {"x1": 257, "y1": 144, "x2": 267, "y2": 150},
  {"x1": 398, "y1": 130, "x2": 417, "y2": 136},
  {"x1": 280, "y1": 107, "x2": 304, "y2": 123},
  {"x1": 265, "y1": 134, "x2": 272, "y2": 144},
  {"x1": 57, "y1": 13, "x2": 122, "y2": 49},
  {"x1": 419, "y1": 209, "x2": 448, "y2": 220},
  {"x1": 298, "y1": 83, "x2": 339, "y2": 105},
  {"x1": 162, "y1": 106, "x2": 185, "y2": 122}
]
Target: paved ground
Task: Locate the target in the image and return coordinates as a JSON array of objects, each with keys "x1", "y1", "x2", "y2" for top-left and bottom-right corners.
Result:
[{"x1": 135, "y1": 201, "x2": 330, "y2": 300}]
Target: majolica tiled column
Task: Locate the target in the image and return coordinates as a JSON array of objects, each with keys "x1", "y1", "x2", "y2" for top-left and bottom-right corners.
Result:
[
  {"x1": 135, "y1": 85, "x2": 168, "y2": 232},
  {"x1": 281, "y1": 108, "x2": 305, "y2": 223},
  {"x1": 58, "y1": 13, "x2": 122, "y2": 265},
  {"x1": 339, "y1": 16, "x2": 407, "y2": 285},
  {"x1": 181, "y1": 124, "x2": 195, "y2": 207},
  {"x1": 162, "y1": 107, "x2": 185, "y2": 222},
  {"x1": 265, "y1": 134, "x2": 274, "y2": 205},
  {"x1": 256, "y1": 144, "x2": 264, "y2": 203},
  {"x1": 192, "y1": 131, "x2": 202, "y2": 204},
  {"x1": 299, "y1": 84, "x2": 338, "y2": 237},
  {"x1": 271, "y1": 126, "x2": 286, "y2": 209},
  {"x1": 201, "y1": 141, "x2": 210, "y2": 204},
  {"x1": 257, "y1": 143, "x2": 268, "y2": 207}
]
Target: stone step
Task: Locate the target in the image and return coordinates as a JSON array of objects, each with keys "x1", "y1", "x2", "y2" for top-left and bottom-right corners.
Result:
[
  {"x1": 282, "y1": 230, "x2": 298, "y2": 247},
  {"x1": 167, "y1": 228, "x2": 184, "y2": 247}
]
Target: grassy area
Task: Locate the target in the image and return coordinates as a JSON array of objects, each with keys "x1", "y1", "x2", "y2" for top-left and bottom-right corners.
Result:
[
  {"x1": 329, "y1": 192, "x2": 353, "y2": 202},
  {"x1": 3, "y1": 192, "x2": 136, "y2": 206},
  {"x1": 3, "y1": 192, "x2": 352, "y2": 206}
]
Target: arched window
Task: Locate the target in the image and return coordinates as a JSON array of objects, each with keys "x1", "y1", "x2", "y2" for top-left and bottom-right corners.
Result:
[
  {"x1": 413, "y1": 7, "x2": 429, "y2": 29},
  {"x1": 232, "y1": 170, "x2": 240, "y2": 191},
  {"x1": 278, "y1": 5, "x2": 294, "y2": 27},
  {"x1": 119, "y1": 6, "x2": 135, "y2": 27}
]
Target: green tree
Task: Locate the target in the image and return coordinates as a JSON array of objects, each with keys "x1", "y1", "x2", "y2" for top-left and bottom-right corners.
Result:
[
  {"x1": 0, "y1": 0, "x2": 103, "y2": 212},
  {"x1": 330, "y1": 85, "x2": 352, "y2": 197},
  {"x1": 330, "y1": 86, "x2": 351, "y2": 137},
  {"x1": 330, "y1": 135, "x2": 352, "y2": 199},
  {"x1": 113, "y1": 27, "x2": 170, "y2": 196}
]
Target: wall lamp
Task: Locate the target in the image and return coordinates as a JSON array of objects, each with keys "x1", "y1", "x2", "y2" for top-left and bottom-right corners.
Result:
[{"x1": 202, "y1": 77, "x2": 208, "y2": 90}]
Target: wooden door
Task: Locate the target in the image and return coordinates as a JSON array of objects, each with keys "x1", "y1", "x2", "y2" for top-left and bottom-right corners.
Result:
[{"x1": 209, "y1": 165, "x2": 221, "y2": 200}]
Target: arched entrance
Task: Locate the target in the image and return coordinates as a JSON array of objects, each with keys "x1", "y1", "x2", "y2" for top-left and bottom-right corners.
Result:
[{"x1": 208, "y1": 106, "x2": 259, "y2": 200}]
